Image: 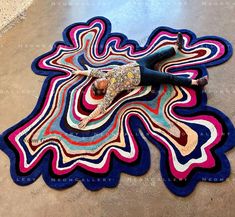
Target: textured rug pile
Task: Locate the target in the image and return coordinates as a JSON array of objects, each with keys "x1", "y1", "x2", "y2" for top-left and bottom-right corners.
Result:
[{"x1": 0, "y1": 16, "x2": 234, "y2": 197}]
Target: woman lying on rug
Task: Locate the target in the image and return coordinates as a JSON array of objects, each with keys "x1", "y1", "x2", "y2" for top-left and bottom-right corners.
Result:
[{"x1": 73, "y1": 33, "x2": 208, "y2": 129}]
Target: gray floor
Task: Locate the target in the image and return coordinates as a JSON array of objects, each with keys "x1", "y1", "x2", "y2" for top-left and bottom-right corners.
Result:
[{"x1": 0, "y1": 0, "x2": 235, "y2": 216}]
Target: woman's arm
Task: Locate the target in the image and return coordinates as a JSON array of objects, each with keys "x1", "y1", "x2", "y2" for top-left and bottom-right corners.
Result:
[
  {"x1": 77, "y1": 86, "x2": 118, "y2": 129},
  {"x1": 77, "y1": 105, "x2": 102, "y2": 129},
  {"x1": 73, "y1": 69, "x2": 90, "y2": 76},
  {"x1": 73, "y1": 64, "x2": 105, "y2": 78},
  {"x1": 73, "y1": 64, "x2": 93, "y2": 76},
  {"x1": 77, "y1": 104, "x2": 104, "y2": 129},
  {"x1": 84, "y1": 64, "x2": 105, "y2": 78},
  {"x1": 89, "y1": 105, "x2": 103, "y2": 119}
]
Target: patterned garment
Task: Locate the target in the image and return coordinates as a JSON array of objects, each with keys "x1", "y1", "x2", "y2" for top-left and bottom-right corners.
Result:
[{"x1": 88, "y1": 62, "x2": 141, "y2": 113}]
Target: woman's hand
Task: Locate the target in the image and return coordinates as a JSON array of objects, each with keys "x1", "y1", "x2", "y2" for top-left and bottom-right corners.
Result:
[{"x1": 78, "y1": 116, "x2": 92, "y2": 129}]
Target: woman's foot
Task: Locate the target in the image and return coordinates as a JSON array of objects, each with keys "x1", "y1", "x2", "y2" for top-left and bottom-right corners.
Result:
[
  {"x1": 197, "y1": 76, "x2": 208, "y2": 89},
  {"x1": 176, "y1": 32, "x2": 185, "y2": 51}
]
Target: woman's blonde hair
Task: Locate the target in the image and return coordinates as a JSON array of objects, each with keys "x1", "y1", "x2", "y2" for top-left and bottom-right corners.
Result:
[{"x1": 91, "y1": 82, "x2": 106, "y2": 96}]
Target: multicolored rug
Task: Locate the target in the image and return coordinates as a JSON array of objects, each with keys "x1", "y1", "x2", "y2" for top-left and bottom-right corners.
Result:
[{"x1": 0, "y1": 16, "x2": 234, "y2": 197}]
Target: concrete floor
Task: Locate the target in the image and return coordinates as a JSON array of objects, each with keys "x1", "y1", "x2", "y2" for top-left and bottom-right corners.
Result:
[
  {"x1": 0, "y1": 0, "x2": 235, "y2": 216},
  {"x1": 0, "y1": 0, "x2": 33, "y2": 33}
]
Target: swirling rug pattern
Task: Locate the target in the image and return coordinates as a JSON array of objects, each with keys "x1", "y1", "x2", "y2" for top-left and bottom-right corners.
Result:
[{"x1": 0, "y1": 16, "x2": 234, "y2": 196}]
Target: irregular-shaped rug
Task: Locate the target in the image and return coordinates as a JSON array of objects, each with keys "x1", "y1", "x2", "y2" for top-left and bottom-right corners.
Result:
[{"x1": 0, "y1": 16, "x2": 234, "y2": 197}]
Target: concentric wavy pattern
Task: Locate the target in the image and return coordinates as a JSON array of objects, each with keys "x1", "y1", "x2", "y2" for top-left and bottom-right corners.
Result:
[{"x1": 0, "y1": 16, "x2": 234, "y2": 196}]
